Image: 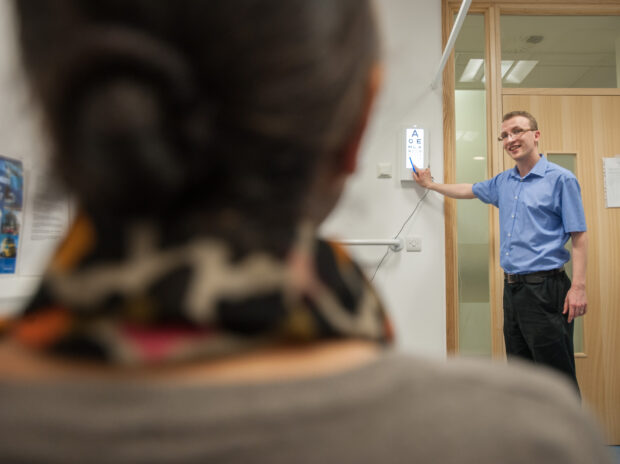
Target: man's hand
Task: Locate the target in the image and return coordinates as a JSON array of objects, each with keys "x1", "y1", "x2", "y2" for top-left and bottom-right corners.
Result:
[
  {"x1": 565, "y1": 231, "x2": 587, "y2": 324},
  {"x1": 563, "y1": 284, "x2": 587, "y2": 323},
  {"x1": 412, "y1": 166, "x2": 434, "y2": 189}
]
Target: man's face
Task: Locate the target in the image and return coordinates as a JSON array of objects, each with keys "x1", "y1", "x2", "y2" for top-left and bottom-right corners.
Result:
[{"x1": 500, "y1": 116, "x2": 540, "y2": 162}]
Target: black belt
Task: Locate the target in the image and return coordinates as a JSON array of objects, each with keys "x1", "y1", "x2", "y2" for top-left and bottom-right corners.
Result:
[{"x1": 504, "y1": 267, "x2": 564, "y2": 284}]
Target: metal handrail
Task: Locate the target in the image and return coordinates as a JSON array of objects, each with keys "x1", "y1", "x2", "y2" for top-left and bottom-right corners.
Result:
[{"x1": 334, "y1": 238, "x2": 404, "y2": 252}]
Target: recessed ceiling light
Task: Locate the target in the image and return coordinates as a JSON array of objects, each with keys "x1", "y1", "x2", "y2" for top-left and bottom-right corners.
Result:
[
  {"x1": 459, "y1": 59, "x2": 484, "y2": 83},
  {"x1": 473, "y1": 156, "x2": 485, "y2": 161},
  {"x1": 501, "y1": 60, "x2": 514, "y2": 78},
  {"x1": 482, "y1": 61, "x2": 513, "y2": 83},
  {"x1": 504, "y1": 60, "x2": 538, "y2": 84}
]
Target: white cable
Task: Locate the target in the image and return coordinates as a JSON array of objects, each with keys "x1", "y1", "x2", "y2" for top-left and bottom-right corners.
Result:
[{"x1": 371, "y1": 189, "x2": 430, "y2": 281}]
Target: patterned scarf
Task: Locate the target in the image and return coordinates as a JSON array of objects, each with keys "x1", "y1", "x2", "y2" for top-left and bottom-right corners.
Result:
[{"x1": 7, "y1": 213, "x2": 392, "y2": 365}]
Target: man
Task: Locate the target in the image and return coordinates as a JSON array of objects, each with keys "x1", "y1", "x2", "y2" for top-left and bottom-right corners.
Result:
[{"x1": 412, "y1": 111, "x2": 587, "y2": 390}]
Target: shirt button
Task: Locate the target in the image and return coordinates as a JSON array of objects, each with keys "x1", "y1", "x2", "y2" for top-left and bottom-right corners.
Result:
[
  {"x1": 514, "y1": 196, "x2": 518, "y2": 199},
  {"x1": 505, "y1": 252, "x2": 509, "y2": 255},
  {"x1": 508, "y1": 233, "x2": 511, "y2": 237},
  {"x1": 511, "y1": 214, "x2": 515, "y2": 218}
]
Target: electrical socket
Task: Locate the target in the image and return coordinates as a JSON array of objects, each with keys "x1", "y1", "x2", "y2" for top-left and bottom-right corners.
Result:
[{"x1": 406, "y1": 236, "x2": 422, "y2": 252}]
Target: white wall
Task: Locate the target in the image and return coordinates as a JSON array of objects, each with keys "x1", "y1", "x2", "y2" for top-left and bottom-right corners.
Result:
[
  {"x1": 320, "y1": 0, "x2": 446, "y2": 357},
  {"x1": 0, "y1": 0, "x2": 448, "y2": 357},
  {"x1": 0, "y1": 1, "x2": 52, "y2": 314}
]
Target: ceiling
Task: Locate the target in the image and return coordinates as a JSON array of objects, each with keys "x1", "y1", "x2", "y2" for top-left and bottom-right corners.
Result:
[{"x1": 455, "y1": 14, "x2": 620, "y2": 89}]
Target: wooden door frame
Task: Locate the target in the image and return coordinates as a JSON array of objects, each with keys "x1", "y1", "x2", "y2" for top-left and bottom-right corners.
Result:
[{"x1": 442, "y1": 0, "x2": 620, "y2": 356}]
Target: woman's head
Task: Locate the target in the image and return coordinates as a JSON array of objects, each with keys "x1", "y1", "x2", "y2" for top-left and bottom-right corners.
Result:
[{"x1": 15, "y1": 0, "x2": 380, "y2": 255}]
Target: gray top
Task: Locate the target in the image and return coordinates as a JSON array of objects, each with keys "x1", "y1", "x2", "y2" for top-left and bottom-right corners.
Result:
[{"x1": 0, "y1": 352, "x2": 612, "y2": 464}]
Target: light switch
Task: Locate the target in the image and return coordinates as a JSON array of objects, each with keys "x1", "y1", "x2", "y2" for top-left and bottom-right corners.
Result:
[
  {"x1": 406, "y1": 236, "x2": 422, "y2": 252},
  {"x1": 377, "y1": 162, "x2": 392, "y2": 178}
]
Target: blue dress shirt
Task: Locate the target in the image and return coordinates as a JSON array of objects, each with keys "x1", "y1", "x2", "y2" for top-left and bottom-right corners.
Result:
[{"x1": 472, "y1": 155, "x2": 586, "y2": 274}]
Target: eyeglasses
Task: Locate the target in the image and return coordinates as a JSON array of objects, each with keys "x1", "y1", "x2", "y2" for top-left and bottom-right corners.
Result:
[{"x1": 498, "y1": 128, "x2": 535, "y2": 142}]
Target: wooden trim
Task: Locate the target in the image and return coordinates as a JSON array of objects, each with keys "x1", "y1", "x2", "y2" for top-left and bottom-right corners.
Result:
[
  {"x1": 494, "y1": 5, "x2": 620, "y2": 14},
  {"x1": 448, "y1": 0, "x2": 620, "y2": 6},
  {"x1": 504, "y1": 88, "x2": 620, "y2": 96},
  {"x1": 487, "y1": 6, "x2": 507, "y2": 360},
  {"x1": 443, "y1": 0, "x2": 459, "y2": 354}
]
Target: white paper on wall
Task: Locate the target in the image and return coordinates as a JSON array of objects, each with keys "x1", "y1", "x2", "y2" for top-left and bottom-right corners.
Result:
[
  {"x1": 17, "y1": 170, "x2": 70, "y2": 276},
  {"x1": 603, "y1": 156, "x2": 620, "y2": 208}
]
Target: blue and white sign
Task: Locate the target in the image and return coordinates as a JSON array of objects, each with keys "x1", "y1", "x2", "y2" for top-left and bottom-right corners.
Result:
[
  {"x1": 0, "y1": 155, "x2": 23, "y2": 273},
  {"x1": 399, "y1": 126, "x2": 428, "y2": 182},
  {"x1": 405, "y1": 127, "x2": 425, "y2": 170}
]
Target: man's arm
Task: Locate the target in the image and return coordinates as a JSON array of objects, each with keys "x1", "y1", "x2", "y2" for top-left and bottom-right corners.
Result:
[
  {"x1": 412, "y1": 168, "x2": 476, "y2": 199},
  {"x1": 563, "y1": 231, "x2": 587, "y2": 323}
]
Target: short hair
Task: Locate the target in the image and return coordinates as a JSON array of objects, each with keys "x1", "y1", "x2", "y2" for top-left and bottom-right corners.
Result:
[{"x1": 502, "y1": 111, "x2": 538, "y2": 130}]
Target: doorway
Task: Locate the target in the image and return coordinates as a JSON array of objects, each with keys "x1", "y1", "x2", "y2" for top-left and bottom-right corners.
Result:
[{"x1": 502, "y1": 92, "x2": 620, "y2": 443}]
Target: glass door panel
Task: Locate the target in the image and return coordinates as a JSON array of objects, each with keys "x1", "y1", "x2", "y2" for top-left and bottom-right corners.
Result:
[{"x1": 455, "y1": 14, "x2": 491, "y2": 356}]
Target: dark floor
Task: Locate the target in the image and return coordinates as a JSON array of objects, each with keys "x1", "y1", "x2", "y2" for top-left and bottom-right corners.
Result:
[{"x1": 611, "y1": 446, "x2": 620, "y2": 463}]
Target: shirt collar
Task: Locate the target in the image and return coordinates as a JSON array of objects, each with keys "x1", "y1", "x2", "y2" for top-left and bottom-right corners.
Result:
[{"x1": 509, "y1": 154, "x2": 547, "y2": 180}]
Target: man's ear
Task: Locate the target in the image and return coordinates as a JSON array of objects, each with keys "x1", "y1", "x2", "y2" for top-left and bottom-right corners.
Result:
[{"x1": 339, "y1": 64, "x2": 383, "y2": 174}]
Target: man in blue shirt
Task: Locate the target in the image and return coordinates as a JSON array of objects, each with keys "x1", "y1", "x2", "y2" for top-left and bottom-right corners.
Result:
[{"x1": 412, "y1": 111, "x2": 587, "y2": 390}]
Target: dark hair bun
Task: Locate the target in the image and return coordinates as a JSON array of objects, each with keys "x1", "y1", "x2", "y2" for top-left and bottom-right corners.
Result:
[{"x1": 49, "y1": 27, "x2": 211, "y2": 217}]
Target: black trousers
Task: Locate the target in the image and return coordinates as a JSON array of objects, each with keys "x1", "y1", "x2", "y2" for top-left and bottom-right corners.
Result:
[{"x1": 503, "y1": 270, "x2": 579, "y2": 392}]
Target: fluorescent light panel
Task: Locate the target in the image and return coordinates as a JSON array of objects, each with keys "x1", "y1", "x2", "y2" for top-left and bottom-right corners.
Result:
[
  {"x1": 501, "y1": 60, "x2": 514, "y2": 77},
  {"x1": 459, "y1": 58, "x2": 484, "y2": 82},
  {"x1": 481, "y1": 60, "x2": 514, "y2": 84},
  {"x1": 504, "y1": 60, "x2": 538, "y2": 84}
]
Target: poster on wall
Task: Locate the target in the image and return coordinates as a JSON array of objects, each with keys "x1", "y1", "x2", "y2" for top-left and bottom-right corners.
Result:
[
  {"x1": 603, "y1": 156, "x2": 620, "y2": 208},
  {"x1": 0, "y1": 155, "x2": 23, "y2": 274}
]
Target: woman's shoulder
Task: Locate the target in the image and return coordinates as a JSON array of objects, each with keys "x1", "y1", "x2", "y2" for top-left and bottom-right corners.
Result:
[{"x1": 361, "y1": 352, "x2": 609, "y2": 463}]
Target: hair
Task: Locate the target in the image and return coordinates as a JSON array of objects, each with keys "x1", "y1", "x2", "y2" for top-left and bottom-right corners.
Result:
[
  {"x1": 502, "y1": 110, "x2": 538, "y2": 131},
  {"x1": 14, "y1": 0, "x2": 379, "y2": 256}
]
